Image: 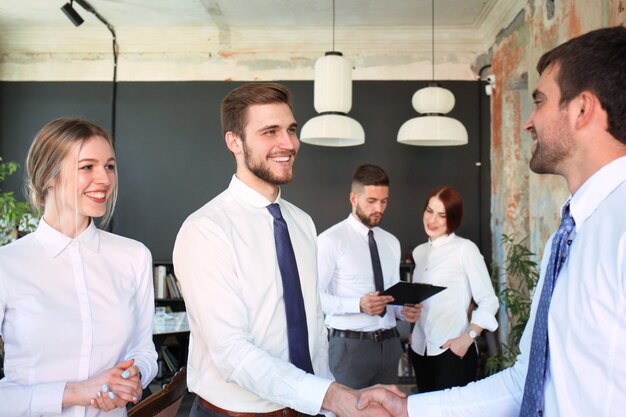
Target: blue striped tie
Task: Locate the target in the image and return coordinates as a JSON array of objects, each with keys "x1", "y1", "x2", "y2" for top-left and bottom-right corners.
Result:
[{"x1": 519, "y1": 202, "x2": 576, "y2": 417}]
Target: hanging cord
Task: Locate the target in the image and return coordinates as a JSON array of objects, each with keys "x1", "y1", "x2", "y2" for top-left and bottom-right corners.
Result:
[
  {"x1": 73, "y1": 0, "x2": 117, "y2": 232},
  {"x1": 431, "y1": 0, "x2": 435, "y2": 81},
  {"x1": 74, "y1": 0, "x2": 118, "y2": 144},
  {"x1": 332, "y1": 0, "x2": 336, "y2": 52}
]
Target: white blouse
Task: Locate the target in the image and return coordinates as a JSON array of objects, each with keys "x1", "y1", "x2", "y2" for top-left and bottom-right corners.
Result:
[
  {"x1": 0, "y1": 219, "x2": 158, "y2": 417},
  {"x1": 410, "y1": 233, "x2": 499, "y2": 356}
]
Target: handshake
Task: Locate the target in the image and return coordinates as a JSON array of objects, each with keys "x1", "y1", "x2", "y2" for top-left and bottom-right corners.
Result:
[{"x1": 324, "y1": 382, "x2": 409, "y2": 417}]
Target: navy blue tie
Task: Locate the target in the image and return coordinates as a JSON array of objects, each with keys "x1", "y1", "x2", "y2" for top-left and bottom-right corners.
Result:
[
  {"x1": 519, "y1": 203, "x2": 576, "y2": 417},
  {"x1": 267, "y1": 203, "x2": 314, "y2": 374}
]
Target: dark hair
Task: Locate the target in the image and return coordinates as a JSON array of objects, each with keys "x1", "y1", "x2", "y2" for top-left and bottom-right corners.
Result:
[
  {"x1": 351, "y1": 164, "x2": 389, "y2": 192},
  {"x1": 423, "y1": 185, "x2": 463, "y2": 234},
  {"x1": 537, "y1": 26, "x2": 626, "y2": 144},
  {"x1": 220, "y1": 82, "x2": 293, "y2": 140}
]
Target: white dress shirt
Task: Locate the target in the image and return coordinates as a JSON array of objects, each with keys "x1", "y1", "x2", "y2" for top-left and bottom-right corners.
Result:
[
  {"x1": 410, "y1": 233, "x2": 499, "y2": 356},
  {"x1": 0, "y1": 218, "x2": 158, "y2": 417},
  {"x1": 317, "y1": 214, "x2": 403, "y2": 331},
  {"x1": 172, "y1": 175, "x2": 333, "y2": 415},
  {"x1": 407, "y1": 155, "x2": 626, "y2": 417}
]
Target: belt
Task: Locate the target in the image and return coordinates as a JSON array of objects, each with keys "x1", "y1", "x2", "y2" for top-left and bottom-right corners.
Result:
[
  {"x1": 329, "y1": 327, "x2": 400, "y2": 342},
  {"x1": 198, "y1": 397, "x2": 301, "y2": 417}
]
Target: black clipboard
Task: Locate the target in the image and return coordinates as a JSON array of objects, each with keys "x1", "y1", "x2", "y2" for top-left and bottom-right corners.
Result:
[{"x1": 382, "y1": 281, "x2": 446, "y2": 305}]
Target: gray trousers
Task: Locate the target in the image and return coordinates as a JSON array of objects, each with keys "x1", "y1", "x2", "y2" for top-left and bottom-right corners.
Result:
[{"x1": 328, "y1": 332, "x2": 403, "y2": 389}]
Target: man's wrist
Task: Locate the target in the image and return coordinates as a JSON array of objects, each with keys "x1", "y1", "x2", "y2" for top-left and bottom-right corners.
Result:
[{"x1": 322, "y1": 382, "x2": 355, "y2": 415}]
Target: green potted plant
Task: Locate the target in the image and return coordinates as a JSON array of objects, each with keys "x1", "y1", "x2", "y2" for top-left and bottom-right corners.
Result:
[
  {"x1": 1, "y1": 155, "x2": 40, "y2": 377},
  {"x1": 0, "y1": 156, "x2": 40, "y2": 246},
  {"x1": 485, "y1": 234, "x2": 539, "y2": 375}
]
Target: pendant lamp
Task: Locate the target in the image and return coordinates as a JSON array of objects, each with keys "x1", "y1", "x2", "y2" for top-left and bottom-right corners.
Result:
[
  {"x1": 300, "y1": 0, "x2": 364, "y2": 146},
  {"x1": 397, "y1": 0, "x2": 468, "y2": 146}
]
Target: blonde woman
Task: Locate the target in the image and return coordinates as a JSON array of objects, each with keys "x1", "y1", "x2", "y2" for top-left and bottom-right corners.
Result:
[{"x1": 0, "y1": 118, "x2": 157, "y2": 416}]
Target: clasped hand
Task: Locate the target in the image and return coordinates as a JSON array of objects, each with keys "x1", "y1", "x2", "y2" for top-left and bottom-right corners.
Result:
[
  {"x1": 91, "y1": 359, "x2": 143, "y2": 411},
  {"x1": 322, "y1": 382, "x2": 407, "y2": 417},
  {"x1": 356, "y1": 385, "x2": 408, "y2": 417},
  {"x1": 63, "y1": 359, "x2": 142, "y2": 412}
]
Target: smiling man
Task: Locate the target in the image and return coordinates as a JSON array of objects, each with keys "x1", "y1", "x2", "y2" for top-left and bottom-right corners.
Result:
[
  {"x1": 173, "y1": 83, "x2": 400, "y2": 417},
  {"x1": 317, "y1": 164, "x2": 421, "y2": 389},
  {"x1": 357, "y1": 26, "x2": 626, "y2": 417}
]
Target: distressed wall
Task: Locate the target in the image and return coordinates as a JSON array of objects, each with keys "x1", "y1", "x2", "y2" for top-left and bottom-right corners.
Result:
[
  {"x1": 489, "y1": 0, "x2": 626, "y2": 336},
  {"x1": 1, "y1": 0, "x2": 625, "y2": 337}
]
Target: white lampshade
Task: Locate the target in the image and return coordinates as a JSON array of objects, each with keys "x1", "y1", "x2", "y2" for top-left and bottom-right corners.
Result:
[
  {"x1": 314, "y1": 53, "x2": 352, "y2": 113},
  {"x1": 397, "y1": 115, "x2": 468, "y2": 146},
  {"x1": 301, "y1": 51, "x2": 365, "y2": 147},
  {"x1": 300, "y1": 113, "x2": 365, "y2": 146},
  {"x1": 397, "y1": 85, "x2": 468, "y2": 146},
  {"x1": 412, "y1": 86, "x2": 455, "y2": 114}
]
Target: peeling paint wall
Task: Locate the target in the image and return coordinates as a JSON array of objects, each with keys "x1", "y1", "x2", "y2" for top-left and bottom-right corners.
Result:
[
  {"x1": 0, "y1": 26, "x2": 481, "y2": 81},
  {"x1": 489, "y1": 0, "x2": 625, "y2": 337}
]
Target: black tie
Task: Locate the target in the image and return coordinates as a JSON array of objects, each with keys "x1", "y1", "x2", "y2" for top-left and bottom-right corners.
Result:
[
  {"x1": 368, "y1": 230, "x2": 386, "y2": 317},
  {"x1": 266, "y1": 203, "x2": 314, "y2": 374}
]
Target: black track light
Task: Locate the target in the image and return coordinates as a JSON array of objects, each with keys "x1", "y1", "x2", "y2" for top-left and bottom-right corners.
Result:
[{"x1": 61, "y1": 1, "x2": 84, "y2": 27}]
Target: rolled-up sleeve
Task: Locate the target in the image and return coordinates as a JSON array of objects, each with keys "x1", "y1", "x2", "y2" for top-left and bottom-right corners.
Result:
[{"x1": 461, "y1": 241, "x2": 499, "y2": 331}]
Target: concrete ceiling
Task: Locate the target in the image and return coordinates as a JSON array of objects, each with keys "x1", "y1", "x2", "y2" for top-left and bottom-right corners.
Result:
[{"x1": 0, "y1": 0, "x2": 525, "y2": 81}]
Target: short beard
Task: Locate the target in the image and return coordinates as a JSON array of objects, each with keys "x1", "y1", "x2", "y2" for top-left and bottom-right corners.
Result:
[
  {"x1": 242, "y1": 141, "x2": 294, "y2": 185},
  {"x1": 529, "y1": 113, "x2": 574, "y2": 175},
  {"x1": 355, "y1": 203, "x2": 382, "y2": 228}
]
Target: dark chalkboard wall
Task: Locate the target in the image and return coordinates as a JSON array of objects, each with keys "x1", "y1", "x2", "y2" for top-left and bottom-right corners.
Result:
[{"x1": 0, "y1": 80, "x2": 491, "y2": 263}]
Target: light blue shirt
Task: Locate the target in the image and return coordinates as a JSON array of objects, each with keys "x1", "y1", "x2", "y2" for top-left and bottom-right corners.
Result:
[{"x1": 408, "y1": 155, "x2": 626, "y2": 417}]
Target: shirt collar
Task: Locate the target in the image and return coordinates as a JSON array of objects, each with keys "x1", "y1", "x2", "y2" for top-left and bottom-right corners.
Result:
[
  {"x1": 347, "y1": 213, "x2": 375, "y2": 237},
  {"x1": 228, "y1": 174, "x2": 282, "y2": 208},
  {"x1": 569, "y1": 155, "x2": 626, "y2": 230},
  {"x1": 34, "y1": 217, "x2": 100, "y2": 257},
  {"x1": 429, "y1": 232, "x2": 455, "y2": 248}
]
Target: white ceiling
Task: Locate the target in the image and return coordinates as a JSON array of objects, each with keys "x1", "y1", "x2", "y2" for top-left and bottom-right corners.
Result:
[{"x1": 0, "y1": 0, "x2": 525, "y2": 81}]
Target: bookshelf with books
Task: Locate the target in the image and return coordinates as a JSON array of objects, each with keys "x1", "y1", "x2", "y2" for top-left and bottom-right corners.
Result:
[
  {"x1": 153, "y1": 262, "x2": 186, "y2": 311},
  {"x1": 400, "y1": 260, "x2": 415, "y2": 282},
  {"x1": 152, "y1": 262, "x2": 188, "y2": 382}
]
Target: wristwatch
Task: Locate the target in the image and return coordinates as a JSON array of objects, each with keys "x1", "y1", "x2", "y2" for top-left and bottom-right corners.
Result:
[{"x1": 468, "y1": 329, "x2": 478, "y2": 339}]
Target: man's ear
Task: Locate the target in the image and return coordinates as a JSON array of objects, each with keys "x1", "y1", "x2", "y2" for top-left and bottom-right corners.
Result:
[
  {"x1": 574, "y1": 91, "x2": 597, "y2": 130},
  {"x1": 349, "y1": 191, "x2": 358, "y2": 209},
  {"x1": 225, "y1": 131, "x2": 243, "y2": 154}
]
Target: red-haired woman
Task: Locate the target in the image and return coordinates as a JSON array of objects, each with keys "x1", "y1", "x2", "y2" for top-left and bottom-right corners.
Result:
[{"x1": 409, "y1": 185, "x2": 499, "y2": 392}]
